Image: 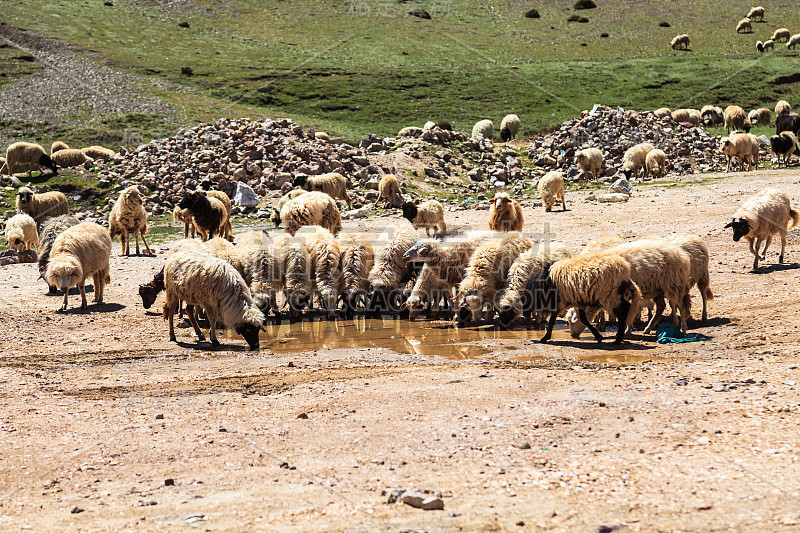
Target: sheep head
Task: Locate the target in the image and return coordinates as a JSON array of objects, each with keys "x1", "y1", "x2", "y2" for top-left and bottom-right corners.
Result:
[
  {"x1": 124, "y1": 186, "x2": 143, "y2": 206},
  {"x1": 236, "y1": 322, "x2": 262, "y2": 351},
  {"x1": 46, "y1": 257, "x2": 82, "y2": 294},
  {"x1": 291, "y1": 175, "x2": 308, "y2": 188},
  {"x1": 17, "y1": 187, "x2": 34, "y2": 207},
  {"x1": 497, "y1": 303, "x2": 517, "y2": 329},
  {"x1": 401, "y1": 201, "x2": 418, "y2": 222},
  {"x1": 178, "y1": 191, "x2": 206, "y2": 210},
  {"x1": 724, "y1": 217, "x2": 752, "y2": 241},
  {"x1": 38, "y1": 154, "x2": 58, "y2": 175},
  {"x1": 403, "y1": 239, "x2": 436, "y2": 263},
  {"x1": 500, "y1": 127, "x2": 512, "y2": 142}
]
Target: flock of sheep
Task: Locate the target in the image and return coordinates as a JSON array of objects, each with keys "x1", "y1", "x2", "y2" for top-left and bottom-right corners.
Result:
[{"x1": 671, "y1": 6, "x2": 800, "y2": 52}]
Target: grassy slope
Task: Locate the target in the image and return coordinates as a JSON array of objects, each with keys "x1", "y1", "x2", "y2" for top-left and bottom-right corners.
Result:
[{"x1": 1, "y1": 0, "x2": 800, "y2": 144}]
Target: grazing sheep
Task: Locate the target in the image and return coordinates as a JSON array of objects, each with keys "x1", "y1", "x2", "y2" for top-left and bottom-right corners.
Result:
[
  {"x1": 700, "y1": 105, "x2": 720, "y2": 126},
  {"x1": 233, "y1": 232, "x2": 284, "y2": 320},
  {"x1": 574, "y1": 148, "x2": 603, "y2": 180},
  {"x1": 4, "y1": 213, "x2": 38, "y2": 251},
  {"x1": 274, "y1": 235, "x2": 313, "y2": 321},
  {"x1": 488, "y1": 192, "x2": 524, "y2": 231},
  {"x1": 622, "y1": 143, "x2": 655, "y2": 179},
  {"x1": 736, "y1": 18, "x2": 752, "y2": 34},
  {"x1": 654, "y1": 107, "x2": 671, "y2": 118},
  {"x1": 605, "y1": 239, "x2": 693, "y2": 334},
  {"x1": 671, "y1": 109, "x2": 694, "y2": 124},
  {"x1": 179, "y1": 191, "x2": 228, "y2": 241},
  {"x1": 162, "y1": 252, "x2": 265, "y2": 350},
  {"x1": 379, "y1": 174, "x2": 403, "y2": 208},
  {"x1": 538, "y1": 171, "x2": 566, "y2": 212},
  {"x1": 496, "y1": 241, "x2": 572, "y2": 327},
  {"x1": 667, "y1": 234, "x2": 714, "y2": 322},
  {"x1": 270, "y1": 189, "x2": 307, "y2": 227},
  {"x1": 50, "y1": 141, "x2": 69, "y2": 154},
  {"x1": 471, "y1": 119, "x2": 494, "y2": 141},
  {"x1": 772, "y1": 28, "x2": 791, "y2": 42},
  {"x1": 723, "y1": 105, "x2": 747, "y2": 132},
  {"x1": 749, "y1": 107, "x2": 771, "y2": 125},
  {"x1": 534, "y1": 253, "x2": 642, "y2": 344},
  {"x1": 671, "y1": 34, "x2": 690, "y2": 50},
  {"x1": 367, "y1": 220, "x2": 419, "y2": 316},
  {"x1": 423, "y1": 121, "x2": 436, "y2": 130},
  {"x1": 16, "y1": 186, "x2": 68, "y2": 226},
  {"x1": 747, "y1": 6, "x2": 764, "y2": 22},
  {"x1": 398, "y1": 126, "x2": 424, "y2": 138},
  {"x1": 109, "y1": 185, "x2": 151, "y2": 256},
  {"x1": 721, "y1": 133, "x2": 760, "y2": 172},
  {"x1": 292, "y1": 172, "x2": 352, "y2": 207},
  {"x1": 403, "y1": 230, "x2": 498, "y2": 319},
  {"x1": 763, "y1": 39, "x2": 774, "y2": 51},
  {"x1": 771, "y1": 131, "x2": 797, "y2": 166},
  {"x1": 756, "y1": 40, "x2": 765, "y2": 53},
  {"x1": 81, "y1": 146, "x2": 115, "y2": 160},
  {"x1": 499, "y1": 114, "x2": 520, "y2": 142},
  {"x1": 776, "y1": 100, "x2": 792, "y2": 115},
  {"x1": 295, "y1": 226, "x2": 341, "y2": 319},
  {"x1": 1, "y1": 142, "x2": 58, "y2": 177},
  {"x1": 138, "y1": 239, "x2": 208, "y2": 312},
  {"x1": 775, "y1": 112, "x2": 800, "y2": 136},
  {"x1": 38, "y1": 214, "x2": 80, "y2": 294},
  {"x1": 725, "y1": 188, "x2": 799, "y2": 269},
  {"x1": 173, "y1": 205, "x2": 195, "y2": 239},
  {"x1": 456, "y1": 232, "x2": 533, "y2": 323},
  {"x1": 688, "y1": 109, "x2": 702, "y2": 125},
  {"x1": 402, "y1": 199, "x2": 446, "y2": 235},
  {"x1": 280, "y1": 190, "x2": 342, "y2": 236},
  {"x1": 645, "y1": 148, "x2": 667, "y2": 179},
  {"x1": 45, "y1": 222, "x2": 111, "y2": 311},
  {"x1": 788, "y1": 34, "x2": 800, "y2": 49},
  {"x1": 50, "y1": 148, "x2": 88, "y2": 168},
  {"x1": 339, "y1": 234, "x2": 375, "y2": 318}
]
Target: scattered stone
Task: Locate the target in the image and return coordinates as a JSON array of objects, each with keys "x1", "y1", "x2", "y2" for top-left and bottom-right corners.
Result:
[
  {"x1": 297, "y1": 412, "x2": 309, "y2": 419},
  {"x1": 155, "y1": 413, "x2": 164, "y2": 420},
  {"x1": 408, "y1": 8, "x2": 431, "y2": 19},
  {"x1": 525, "y1": 8, "x2": 540, "y2": 18},
  {"x1": 165, "y1": 478, "x2": 175, "y2": 486},
  {"x1": 609, "y1": 177, "x2": 633, "y2": 195},
  {"x1": 70, "y1": 506, "x2": 84, "y2": 514},
  {"x1": 138, "y1": 500, "x2": 157, "y2": 506},
  {"x1": 233, "y1": 182, "x2": 260, "y2": 206}
]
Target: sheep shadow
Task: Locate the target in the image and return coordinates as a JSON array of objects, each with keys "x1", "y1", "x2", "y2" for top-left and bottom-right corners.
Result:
[
  {"x1": 174, "y1": 340, "x2": 254, "y2": 352},
  {"x1": 57, "y1": 302, "x2": 125, "y2": 314},
  {"x1": 688, "y1": 316, "x2": 730, "y2": 330},
  {"x1": 752, "y1": 262, "x2": 800, "y2": 274},
  {"x1": 536, "y1": 338, "x2": 655, "y2": 351}
]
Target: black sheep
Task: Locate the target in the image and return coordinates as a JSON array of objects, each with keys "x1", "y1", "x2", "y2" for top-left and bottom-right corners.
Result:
[
  {"x1": 770, "y1": 131, "x2": 797, "y2": 166},
  {"x1": 178, "y1": 191, "x2": 224, "y2": 241}
]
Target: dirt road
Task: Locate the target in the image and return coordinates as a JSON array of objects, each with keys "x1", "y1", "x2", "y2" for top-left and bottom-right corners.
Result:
[{"x1": 2, "y1": 169, "x2": 800, "y2": 532}]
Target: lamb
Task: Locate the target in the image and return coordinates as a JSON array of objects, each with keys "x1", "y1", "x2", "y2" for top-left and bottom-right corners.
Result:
[
  {"x1": 776, "y1": 100, "x2": 792, "y2": 115},
  {"x1": 455, "y1": 232, "x2": 533, "y2": 323},
  {"x1": 173, "y1": 205, "x2": 195, "y2": 239},
  {"x1": 471, "y1": 119, "x2": 494, "y2": 141},
  {"x1": 296, "y1": 225, "x2": 341, "y2": 319},
  {"x1": 81, "y1": 146, "x2": 115, "y2": 160},
  {"x1": 403, "y1": 230, "x2": 498, "y2": 319},
  {"x1": 367, "y1": 220, "x2": 419, "y2": 316},
  {"x1": 292, "y1": 172, "x2": 352, "y2": 207},
  {"x1": 574, "y1": 148, "x2": 603, "y2": 180},
  {"x1": 50, "y1": 141, "x2": 69, "y2": 154},
  {"x1": 16, "y1": 186, "x2": 68, "y2": 226},
  {"x1": 736, "y1": 18, "x2": 752, "y2": 34},
  {"x1": 379, "y1": 174, "x2": 403, "y2": 208},
  {"x1": 533, "y1": 252, "x2": 642, "y2": 344},
  {"x1": 45, "y1": 221, "x2": 111, "y2": 311},
  {"x1": 763, "y1": 39, "x2": 775, "y2": 51},
  {"x1": 280, "y1": 190, "x2": 342, "y2": 236},
  {"x1": 499, "y1": 114, "x2": 520, "y2": 142},
  {"x1": 723, "y1": 105, "x2": 747, "y2": 132},
  {"x1": 538, "y1": 171, "x2": 566, "y2": 212},
  {"x1": 622, "y1": 143, "x2": 655, "y2": 179},
  {"x1": 721, "y1": 133, "x2": 759, "y2": 172},
  {"x1": 496, "y1": 241, "x2": 572, "y2": 327},
  {"x1": 402, "y1": 199, "x2": 446, "y2": 235},
  {"x1": 270, "y1": 189, "x2": 307, "y2": 227},
  {"x1": 4, "y1": 213, "x2": 38, "y2": 251},
  {"x1": 206, "y1": 190, "x2": 233, "y2": 240},
  {"x1": 162, "y1": 251, "x2": 265, "y2": 350},
  {"x1": 671, "y1": 34, "x2": 690, "y2": 50},
  {"x1": 338, "y1": 234, "x2": 375, "y2": 318},
  {"x1": 605, "y1": 239, "x2": 693, "y2": 334},
  {"x1": 770, "y1": 131, "x2": 797, "y2": 166},
  {"x1": 788, "y1": 34, "x2": 800, "y2": 49},
  {"x1": 645, "y1": 148, "x2": 667, "y2": 179},
  {"x1": 178, "y1": 191, "x2": 228, "y2": 241},
  {"x1": 772, "y1": 28, "x2": 791, "y2": 42},
  {"x1": 37, "y1": 214, "x2": 80, "y2": 294},
  {"x1": 725, "y1": 188, "x2": 800, "y2": 269},
  {"x1": 233, "y1": 232, "x2": 284, "y2": 320},
  {"x1": 50, "y1": 148, "x2": 88, "y2": 168},
  {"x1": 109, "y1": 185, "x2": 151, "y2": 256},
  {"x1": 747, "y1": 6, "x2": 764, "y2": 21},
  {"x1": 775, "y1": 112, "x2": 800, "y2": 136},
  {"x1": 488, "y1": 192, "x2": 524, "y2": 231},
  {"x1": 1, "y1": 142, "x2": 58, "y2": 177},
  {"x1": 667, "y1": 234, "x2": 714, "y2": 322},
  {"x1": 653, "y1": 107, "x2": 671, "y2": 118}
]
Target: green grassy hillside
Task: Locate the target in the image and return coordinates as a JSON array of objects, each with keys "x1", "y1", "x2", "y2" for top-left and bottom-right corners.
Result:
[{"x1": 2, "y1": 0, "x2": 800, "y2": 143}]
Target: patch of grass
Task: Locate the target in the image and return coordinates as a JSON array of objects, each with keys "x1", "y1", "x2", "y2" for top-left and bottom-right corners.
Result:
[{"x1": 0, "y1": 44, "x2": 41, "y2": 90}]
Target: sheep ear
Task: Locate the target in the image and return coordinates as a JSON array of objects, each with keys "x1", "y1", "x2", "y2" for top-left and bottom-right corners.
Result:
[
  {"x1": 723, "y1": 221, "x2": 733, "y2": 229},
  {"x1": 453, "y1": 291, "x2": 463, "y2": 303}
]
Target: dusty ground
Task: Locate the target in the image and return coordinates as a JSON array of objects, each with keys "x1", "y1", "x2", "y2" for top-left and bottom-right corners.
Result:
[{"x1": 2, "y1": 169, "x2": 800, "y2": 532}]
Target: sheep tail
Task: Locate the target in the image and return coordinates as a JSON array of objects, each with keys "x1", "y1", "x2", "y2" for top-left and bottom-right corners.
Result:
[
  {"x1": 705, "y1": 288, "x2": 715, "y2": 301},
  {"x1": 789, "y1": 208, "x2": 800, "y2": 229}
]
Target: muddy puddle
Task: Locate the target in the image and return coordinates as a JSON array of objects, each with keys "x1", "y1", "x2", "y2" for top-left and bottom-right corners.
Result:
[{"x1": 213, "y1": 319, "x2": 666, "y2": 362}]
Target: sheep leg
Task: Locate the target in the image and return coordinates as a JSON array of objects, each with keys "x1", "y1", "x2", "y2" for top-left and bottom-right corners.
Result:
[
  {"x1": 61, "y1": 291, "x2": 69, "y2": 312},
  {"x1": 540, "y1": 312, "x2": 558, "y2": 343},
  {"x1": 185, "y1": 305, "x2": 206, "y2": 342},
  {"x1": 207, "y1": 309, "x2": 220, "y2": 346},
  {"x1": 642, "y1": 296, "x2": 666, "y2": 334},
  {"x1": 579, "y1": 309, "x2": 603, "y2": 342},
  {"x1": 562, "y1": 194, "x2": 567, "y2": 211},
  {"x1": 760, "y1": 235, "x2": 772, "y2": 260},
  {"x1": 139, "y1": 231, "x2": 152, "y2": 255},
  {"x1": 183, "y1": 222, "x2": 189, "y2": 239},
  {"x1": 79, "y1": 281, "x2": 88, "y2": 310},
  {"x1": 780, "y1": 231, "x2": 787, "y2": 263},
  {"x1": 92, "y1": 272, "x2": 101, "y2": 303},
  {"x1": 612, "y1": 299, "x2": 631, "y2": 344}
]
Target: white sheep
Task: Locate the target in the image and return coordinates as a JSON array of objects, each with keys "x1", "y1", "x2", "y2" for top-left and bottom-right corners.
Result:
[
  {"x1": 397, "y1": 126, "x2": 424, "y2": 138},
  {"x1": 763, "y1": 39, "x2": 775, "y2": 51},
  {"x1": 787, "y1": 34, "x2": 800, "y2": 49},
  {"x1": 538, "y1": 171, "x2": 566, "y2": 212},
  {"x1": 1, "y1": 142, "x2": 58, "y2": 176},
  {"x1": 423, "y1": 121, "x2": 436, "y2": 131},
  {"x1": 402, "y1": 199, "x2": 446, "y2": 235},
  {"x1": 379, "y1": 174, "x2": 403, "y2": 208},
  {"x1": 574, "y1": 148, "x2": 603, "y2": 180},
  {"x1": 671, "y1": 109, "x2": 698, "y2": 125},
  {"x1": 109, "y1": 185, "x2": 151, "y2": 256},
  {"x1": 723, "y1": 105, "x2": 747, "y2": 132},
  {"x1": 488, "y1": 192, "x2": 524, "y2": 231},
  {"x1": 162, "y1": 251, "x2": 265, "y2": 350},
  {"x1": 280, "y1": 190, "x2": 342, "y2": 236},
  {"x1": 700, "y1": 105, "x2": 720, "y2": 126},
  {"x1": 295, "y1": 225, "x2": 341, "y2": 319},
  {"x1": 725, "y1": 188, "x2": 799, "y2": 269},
  {"x1": 38, "y1": 214, "x2": 80, "y2": 294},
  {"x1": 622, "y1": 143, "x2": 655, "y2": 179},
  {"x1": 671, "y1": 34, "x2": 690, "y2": 50},
  {"x1": 45, "y1": 222, "x2": 111, "y2": 311},
  {"x1": 748, "y1": 107, "x2": 771, "y2": 125},
  {"x1": 667, "y1": 234, "x2": 714, "y2": 322},
  {"x1": 50, "y1": 149, "x2": 88, "y2": 168},
  {"x1": 339, "y1": 234, "x2": 375, "y2": 317},
  {"x1": 471, "y1": 119, "x2": 494, "y2": 141},
  {"x1": 499, "y1": 114, "x2": 520, "y2": 142},
  {"x1": 645, "y1": 148, "x2": 667, "y2": 179},
  {"x1": 736, "y1": 18, "x2": 752, "y2": 34},
  {"x1": 232, "y1": 232, "x2": 284, "y2": 320},
  {"x1": 367, "y1": 220, "x2": 419, "y2": 315},
  {"x1": 747, "y1": 6, "x2": 764, "y2": 21},
  {"x1": 654, "y1": 107, "x2": 671, "y2": 118},
  {"x1": 4, "y1": 213, "x2": 38, "y2": 251},
  {"x1": 16, "y1": 186, "x2": 68, "y2": 226},
  {"x1": 772, "y1": 28, "x2": 791, "y2": 43},
  {"x1": 292, "y1": 172, "x2": 352, "y2": 207},
  {"x1": 273, "y1": 234, "x2": 313, "y2": 321}
]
